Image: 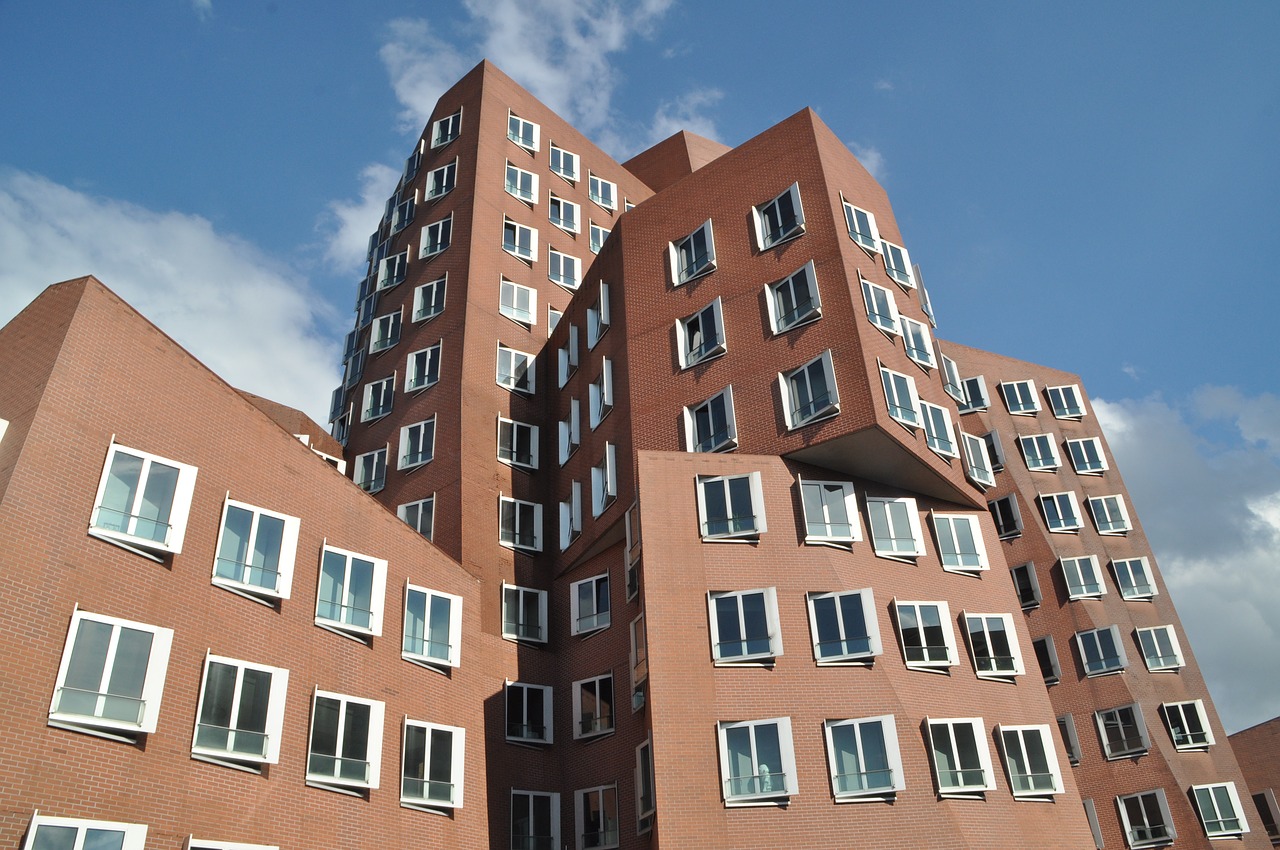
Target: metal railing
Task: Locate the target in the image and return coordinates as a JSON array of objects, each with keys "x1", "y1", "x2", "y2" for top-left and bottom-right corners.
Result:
[
  {"x1": 308, "y1": 753, "x2": 370, "y2": 784},
  {"x1": 91, "y1": 506, "x2": 171, "y2": 545},
  {"x1": 195, "y1": 722, "x2": 269, "y2": 758},
  {"x1": 53, "y1": 686, "x2": 145, "y2": 725},
  {"x1": 834, "y1": 767, "x2": 893, "y2": 793}
]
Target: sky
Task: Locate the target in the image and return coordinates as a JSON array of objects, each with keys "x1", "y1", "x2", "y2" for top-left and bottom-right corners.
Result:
[{"x1": 1, "y1": 0, "x2": 1278, "y2": 734}]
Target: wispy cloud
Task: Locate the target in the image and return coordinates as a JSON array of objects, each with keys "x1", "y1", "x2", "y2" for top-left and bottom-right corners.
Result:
[
  {"x1": 647, "y1": 88, "x2": 724, "y2": 146},
  {"x1": 847, "y1": 141, "x2": 887, "y2": 182},
  {"x1": 0, "y1": 170, "x2": 339, "y2": 423},
  {"x1": 378, "y1": 18, "x2": 472, "y2": 134},
  {"x1": 190, "y1": 0, "x2": 212, "y2": 21},
  {"x1": 874, "y1": 78, "x2": 893, "y2": 92},
  {"x1": 320, "y1": 162, "x2": 401, "y2": 274}
]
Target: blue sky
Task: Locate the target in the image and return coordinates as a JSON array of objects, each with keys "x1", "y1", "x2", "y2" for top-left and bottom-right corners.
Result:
[{"x1": 1, "y1": 0, "x2": 1278, "y2": 733}]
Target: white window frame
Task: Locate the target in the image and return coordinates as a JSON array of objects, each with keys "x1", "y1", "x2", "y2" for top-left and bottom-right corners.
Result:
[
  {"x1": 1161, "y1": 699, "x2": 1214, "y2": 750},
  {"x1": 1000, "y1": 380, "x2": 1040, "y2": 414},
  {"x1": 989, "y1": 494, "x2": 1023, "y2": 539},
  {"x1": 49, "y1": 609, "x2": 173, "y2": 738},
  {"x1": 983, "y1": 430, "x2": 1007, "y2": 471},
  {"x1": 866, "y1": 496, "x2": 924, "y2": 559},
  {"x1": 1067, "y1": 437, "x2": 1108, "y2": 474},
  {"x1": 799, "y1": 479, "x2": 861, "y2": 545},
  {"x1": 191, "y1": 653, "x2": 289, "y2": 767},
  {"x1": 1088, "y1": 494, "x2": 1133, "y2": 535},
  {"x1": 676, "y1": 297, "x2": 725, "y2": 368},
  {"x1": 498, "y1": 416, "x2": 539, "y2": 471},
  {"x1": 549, "y1": 247, "x2": 581, "y2": 290},
  {"x1": 588, "y1": 358, "x2": 613, "y2": 428},
  {"x1": 1117, "y1": 788, "x2": 1177, "y2": 849},
  {"x1": 22, "y1": 815, "x2": 147, "y2": 850},
  {"x1": 940, "y1": 352, "x2": 966, "y2": 402},
  {"x1": 920, "y1": 400, "x2": 958, "y2": 457},
  {"x1": 499, "y1": 498, "x2": 543, "y2": 553},
  {"x1": 499, "y1": 278, "x2": 538, "y2": 327},
  {"x1": 881, "y1": 239, "x2": 915, "y2": 288},
  {"x1": 559, "y1": 480, "x2": 582, "y2": 551},
  {"x1": 588, "y1": 173, "x2": 616, "y2": 210},
  {"x1": 717, "y1": 716, "x2": 798, "y2": 804},
  {"x1": 1113, "y1": 557, "x2": 1157, "y2": 600},
  {"x1": 1034, "y1": 636, "x2": 1062, "y2": 684},
  {"x1": 306, "y1": 689, "x2": 384, "y2": 791},
  {"x1": 1193, "y1": 783, "x2": 1249, "y2": 839},
  {"x1": 572, "y1": 673, "x2": 615, "y2": 740},
  {"x1": 353, "y1": 447, "x2": 386, "y2": 493},
  {"x1": 403, "y1": 583, "x2": 462, "y2": 670},
  {"x1": 963, "y1": 612, "x2": 1025, "y2": 679},
  {"x1": 961, "y1": 432, "x2": 996, "y2": 488},
  {"x1": 957, "y1": 375, "x2": 990, "y2": 413},
  {"x1": 781, "y1": 349, "x2": 839, "y2": 429},
  {"x1": 589, "y1": 222, "x2": 609, "y2": 254},
  {"x1": 1019, "y1": 433, "x2": 1061, "y2": 471},
  {"x1": 89, "y1": 442, "x2": 198, "y2": 556},
  {"x1": 766, "y1": 260, "x2": 821, "y2": 333},
  {"x1": 697, "y1": 472, "x2": 767, "y2": 541},
  {"x1": 1137, "y1": 625, "x2": 1184, "y2": 672},
  {"x1": 549, "y1": 193, "x2": 580, "y2": 233},
  {"x1": 1062, "y1": 555, "x2": 1106, "y2": 599},
  {"x1": 315, "y1": 544, "x2": 387, "y2": 639},
  {"x1": 932, "y1": 513, "x2": 990, "y2": 573},
  {"x1": 753, "y1": 182, "x2": 805, "y2": 249},
  {"x1": 900, "y1": 316, "x2": 936, "y2": 368},
  {"x1": 823, "y1": 715, "x2": 904, "y2": 799},
  {"x1": 575, "y1": 784, "x2": 619, "y2": 850},
  {"x1": 558, "y1": 324, "x2": 579, "y2": 388},
  {"x1": 997, "y1": 724, "x2": 1064, "y2": 797},
  {"x1": 571, "y1": 573, "x2": 610, "y2": 636},
  {"x1": 1096, "y1": 703, "x2": 1150, "y2": 759},
  {"x1": 401, "y1": 717, "x2": 465, "y2": 810},
  {"x1": 630, "y1": 613, "x2": 649, "y2": 692},
  {"x1": 398, "y1": 497, "x2": 434, "y2": 540},
  {"x1": 431, "y1": 109, "x2": 461, "y2": 147},
  {"x1": 377, "y1": 250, "x2": 408, "y2": 290},
  {"x1": 587, "y1": 281, "x2": 610, "y2": 348},
  {"x1": 390, "y1": 189, "x2": 416, "y2": 234},
  {"x1": 1057, "y1": 714, "x2": 1083, "y2": 766},
  {"x1": 399, "y1": 418, "x2": 436, "y2": 471},
  {"x1": 511, "y1": 790, "x2": 560, "y2": 850},
  {"x1": 707, "y1": 588, "x2": 783, "y2": 664},
  {"x1": 424, "y1": 159, "x2": 456, "y2": 200},
  {"x1": 502, "y1": 582, "x2": 548, "y2": 642},
  {"x1": 1076, "y1": 625, "x2": 1128, "y2": 677},
  {"x1": 635, "y1": 739, "x2": 655, "y2": 834},
  {"x1": 212, "y1": 498, "x2": 300, "y2": 602},
  {"x1": 405, "y1": 341, "x2": 441, "y2": 392},
  {"x1": 419, "y1": 214, "x2": 452, "y2": 259},
  {"x1": 412, "y1": 275, "x2": 446, "y2": 322},
  {"x1": 591, "y1": 442, "x2": 618, "y2": 518},
  {"x1": 684, "y1": 386, "x2": 737, "y2": 453},
  {"x1": 1047, "y1": 383, "x2": 1086, "y2": 419},
  {"x1": 505, "y1": 681, "x2": 552, "y2": 744},
  {"x1": 861, "y1": 278, "x2": 901, "y2": 335},
  {"x1": 505, "y1": 161, "x2": 538, "y2": 203},
  {"x1": 843, "y1": 198, "x2": 881, "y2": 253},
  {"x1": 550, "y1": 144, "x2": 579, "y2": 181},
  {"x1": 559, "y1": 398, "x2": 581, "y2": 464},
  {"x1": 807, "y1": 589, "x2": 881, "y2": 664},
  {"x1": 926, "y1": 717, "x2": 996, "y2": 795},
  {"x1": 669, "y1": 219, "x2": 716, "y2": 284},
  {"x1": 880, "y1": 365, "x2": 921, "y2": 427},
  {"x1": 894, "y1": 600, "x2": 958, "y2": 671},
  {"x1": 503, "y1": 217, "x2": 538, "y2": 262},
  {"x1": 1039, "y1": 491, "x2": 1083, "y2": 532},
  {"x1": 362, "y1": 375, "x2": 395, "y2": 421},
  {"x1": 508, "y1": 112, "x2": 540, "y2": 151},
  {"x1": 497, "y1": 344, "x2": 536, "y2": 395}
]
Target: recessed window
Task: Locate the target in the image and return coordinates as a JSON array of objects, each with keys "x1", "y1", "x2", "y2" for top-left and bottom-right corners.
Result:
[
  {"x1": 800, "y1": 479, "x2": 860, "y2": 544},
  {"x1": 22, "y1": 815, "x2": 147, "y2": 850},
  {"x1": 559, "y1": 398, "x2": 581, "y2": 464},
  {"x1": 402, "y1": 583, "x2": 461, "y2": 670},
  {"x1": 505, "y1": 161, "x2": 538, "y2": 203},
  {"x1": 591, "y1": 442, "x2": 617, "y2": 517},
  {"x1": 589, "y1": 222, "x2": 610, "y2": 254},
  {"x1": 754, "y1": 182, "x2": 805, "y2": 249},
  {"x1": 895, "y1": 600, "x2": 957, "y2": 670},
  {"x1": 989, "y1": 494, "x2": 1023, "y2": 539},
  {"x1": 588, "y1": 358, "x2": 613, "y2": 427},
  {"x1": 900, "y1": 316, "x2": 936, "y2": 368},
  {"x1": 558, "y1": 324, "x2": 579, "y2": 387},
  {"x1": 406, "y1": 341, "x2": 441, "y2": 392},
  {"x1": 589, "y1": 173, "x2": 617, "y2": 210},
  {"x1": 499, "y1": 498, "x2": 543, "y2": 552},
  {"x1": 1113, "y1": 557, "x2": 1157, "y2": 600},
  {"x1": 1057, "y1": 714, "x2": 1083, "y2": 765},
  {"x1": 843, "y1": 199, "x2": 881, "y2": 253},
  {"x1": 717, "y1": 717, "x2": 798, "y2": 803},
  {"x1": 425, "y1": 159, "x2": 456, "y2": 199},
  {"x1": 1088, "y1": 494, "x2": 1132, "y2": 534},
  {"x1": 1137, "y1": 625, "x2": 1184, "y2": 672},
  {"x1": 670, "y1": 219, "x2": 716, "y2": 284},
  {"x1": 1067, "y1": 437, "x2": 1108, "y2": 474},
  {"x1": 1038, "y1": 491, "x2": 1083, "y2": 532},
  {"x1": 920, "y1": 401, "x2": 958, "y2": 457},
  {"x1": 89, "y1": 443, "x2": 198, "y2": 556},
  {"x1": 676, "y1": 297, "x2": 725, "y2": 367},
  {"x1": 399, "y1": 418, "x2": 436, "y2": 470},
  {"x1": 940, "y1": 352, "x2": 965, "y2": 402},
  {"x1": 508, "y1": 112, "x2": 539, "y2": 151},
  {"x1": 927, "y1": 717, "x2": 995, "y2": 795},
  {"x1": 575, "y1": 785, "x2": 619, "y2": 850},
  {"x1": 212, "y1": 498, "x2": 300, "y2": 601},
  {"x1": 1161, "y1": 700, "x2": 1213, "y2": 750},
  {"x1": 636, "y1": 739, "x2": 656, "y2": 833},
  {"x1": 343, "y1": 349, "x2": 365, "y2": 391},
  {"x1": 1062, "y1": 555, "x2": 1105, "y2": 599},
  {"x1": 377, "y1": 250, "x2": 408, "y2": 290},
  {"x1": 420, "y1": 215, "x2": 452, "y2": 258},
  {"x1": 306, "y1": 690, "x2": 384, "y2": 792},
  {"x1": 781, "y1": 350, "x2": 839, "y2": 428},
  {"x1": 499, "y1": 278, "x2": 537, "y2": 327},
  {"x1": 587, "y1": 281, "x2": 610, "y2": 348},
  {"x1": 1019, "y1": 434, "x2": 1061, "y2": 471},
  {"x1": 497, "y1": 344, "x2": 536, "y2": 395},
  {"x1": 684, "y1": 386, "x2": 737, "y2": 453},
  {"x1": 559, "y1": 480, "x2": 582, "y2": 551},
  {"x1": 550, "y1": 144, "x2": 579, "y2": 181},
  {"x1": 502, "y1": 582, "x2": 547, "y2": 642},
  {"x1": 983, "y1": 430, "x2": 1006, "y2": 470},
  {"x1": 49, "y1": 609, "x2": 173, "y2": 738},
  {"x1": 316, "y1": 545, "x2": 387, "y2": 639},
  {"x1": 1000, "y1": 380, "x2": 1040, "y2": 414},
  {"x1": 807, "y1": 589, "x2": 881, "y2": 664},
  {"x1": 964, "y1": 612, "x2": 1024, "y2": 679},
  {"x1": 957, "y1": 375, "x2": 990, "y2": 413},
  {"x1": 1193, "y1": 783, "x2": 1249, "y2": 839},
  {"x1": 413, "y1": 275, "x2": 446, "y2": 322},
  {"x1": 498, "y1": 417, "x2": 539, "y2": 470},
  {"x1": 998, "y1": 725, "x2": 1063, "y2": 797},
  {"x1": 432, "y1": 109, "x2": 461, "y2": 147},
  {"x1": 1047, "y1": 384, "x2": 1086, "y2": 419},
  {"x1": 1096, "y1": 703, "x2": 1149, "y2": 759},
  {"x1": 933, "y1": 513, "x2": 989, "y2": 573},
  {"x1": 961, "y1": 432, "x2": 996, "y2": 488},
  {"x1": 824, "y1": 715, "x2": 904, "y2": 799},
  {"x1": 697, "y1": 472, "x2": 766, "y2": 540},
  {"x1": 503, "y1": 218, "x2": 537, "y2": 261},
  {"x1": 880, "y1": 366, "x2": 921, "y2": 427},
  {"x1": 398, "y1": 497, "x2": 434, "y2": 540},
  {"x1": 549, "y1": 193, "x2": 580, "y2": 233},
  {"x1": 571, "y1": 574, "x2": 610, "y2": 636},
  {"x1": 1118, "y1": 788, "x2": 1176, "y2": 849},
  {"x1": 390, "y1": 189, "x2": 416, "y2": 234},
  {"x1": 506, "y1": 682, "x2": 552, "y2": 744},
  {"x1": 1076, "y1": 625, "x2": 1127, "y2": 676},
  {"x1": 881, "y1": 239, "x2": 915, "y2": 288},
  {"x1": 708, "y1": 588, "x2": 782, "y2": 663},
  {"x1": 192, "y1": 654, "x2": 289, "y2": 769},
  {"x1": 1009, "y1": 562, "x2": 1041, "y2": 609},
  {"x1": 401, "y1": 718, "x2": 465, "y2": 809},
  {"x1": 1033, "y1": 636, "x2": 1061, "y2": 684},
  {"x1": 572, "y1": 674, "x2": 614, "y2": 739},
  {"x1": 353, "y1": 447, "x2": 386, "y2": 493},
  {"x1": 1255, "y1": 790, "x2": 1280, "y2": 842},
  {"x1": 512, "y1": 791, "x2": 560, "y2": 850},
  {"x1": 867, "y1": 496, "x2": 924, "y2": 559},
  {"x1": 767, "y1": 260, "x2": 821, "y2": 332},
  {"x1": 404, "y1": 141, "x2": 423, "y2": 181},
  {"x1": 861, "y1": 278, "x2": 901, "y2": 335},
  {"x1": 362, "y1": 376, "x2": 395, "y2": 421},
  {"x1": 549, "y1": 247, "x2": 581, "y2": 289}
]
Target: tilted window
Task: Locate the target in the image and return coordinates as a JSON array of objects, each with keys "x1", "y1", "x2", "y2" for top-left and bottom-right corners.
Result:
[
  {"x1": 677, "y1": 297, "x2": 725, "y2": 367},
  {"x1": 506, "y1": 161, "x2": 538, "y2": 203},
  {"x1": 880, "y1": 366, "x2": 921, "y2": 427},
  {"x1": 354, "y1": 447, "x2": 386, "y2": 494},
  {"x1": 670, "y1": 219, "x2": 716, "y2": 284},
  {"x1": 961, "y1": 432, "x2": 996, "y2": 487},
  {"x1": 403, "y1": 584, "x2": 462, "y2": 669},
  {"x1": 425, "y1": 159, "x2": 456, "y2": 199},
  {"x1": 895, "y1": 600, "x2": 957, "y2": 670},
  {"x1": 549, "y1": 193, "x2": 580, "y2": 233},
  {"x1": 717, "y1": 717, "x2": 798, "y2": 803},
  {"x1": 1010, "y1": 562, "x2": 1041, "y2": 609},
  {"x1": 958, "y1": 375, "x2": 990, "y2": 413},
  {"x1": 781, "y1": 350, "x2": 839, "y2": 428},
  {"x1": 963, "y1": 613, "x2": 1025, "y2": 679},
  {"x1": 708, "y1": 588, "x2": 782, "y2": 663},
  {"x1": 588, "y1": 173, "x2": 616, "y2": 209},
  {"x1": 1062, "y1": 555, "x2": 1105, "y2": 599},
  {"x1": 684, "y1": 386, "x2": 737, "y2": 453},
  {"x1": 1096, "y1": 703, "x2": 1149, "y2": 759},
  {"x1": 550, "y1": 145, "x2": 579, "y2": 181},
  {"x1": 405, "y1": 341, "x2": 441, "y2": 391},
  {"x1": 212, "y1": 498, "x2": 300, "y2": 601},
  {"x1": 1113, "y1": 557, "x2": 1157, "y2": 600},
  {"x1": 1088, "y1": 494, "x2": 1132, "y2": 534},
  {"x1": 800, "y1": 479, "x2": 860, "y2": 544},
  {"x1": 1019, "y1": 434, "x2": 1060, "y2": 471},
  {"x1": 767, "y1": 261, "x2": 821, "y2": 332},
  {"x1": 998, "y1": 725, "x2": 1064, "y2": 797},
  {"x1": 420, "y1": 215, "x2": 452, "y2": 258},
  {"x1": 89, "y1": 443, "x2": 198, "y2": 556},
  {"x1": 824, "y1": 715, "x2": 904, "y2": 799},
  {"x1": 1067, "y1": 437, "x2": 1108, "y2": 474},
  {"x1": 754, "y1": 182, "x2": 805, "y2": 249},
  {"x1": 589, "y1": 358, "x2": 613, "y2": 428},
  {"x1": 21, "y1": 815, "x2": 147, "y2": 850},
  {"x1": 508, "y1": 112, "x2": 540, "y2": 151},
  {"x1": 933, "y1": 513, "x2": 989, "y2": 573},
  {"x1": 589, "y1": 222, "x2": 610, "y2": 254},
  {"x1": 571, "y1": 574, "x2": 610, "y2": 635},
  {"x1": 1000, "y1": 380, "x2": 1040, "y2": 414},
  {"x1": 862, "y1": 278, "x2": 901, "y2": 335},
  {"x1": 512, "y1": 791, "x2": 560, "y2": 850},
  {"x1": 843, "y1": 200, "x2": 881, "y2": 253},
  {"x1": 900, "y1": 316, "x2": 936, "y2": 368},
  {"x1": 399, "y1": 418, "x2": 436, "y2": 470},
  {"x1": 502, "y1": 583, "x2": 547, "y2": 642},
  {"x1": 1117, "y1": 789, "x2": 1177, "y2": 849},
  {"x1": 1136, "y1": 625, "x2": 1184, "y2": 672},
  {"x1": 559, "y1": 480, "x2": 582, "y2": 551},
  {"x1": 576, "y1": 785, "x2": 619, "y2": 850},
  {"x1": 559, "y1": 398, "x2": 581, "y2": 464},
  {"x1": 572, "y1": 674, "x2": 614, "y2": 739},
  {"x1": 498, "y1": 417, "x2": 539, "y2": 470},
  {"x1": 920, "y1": 401, "x2": 957, "y2": 456},
  {"x1": 1033, "y1": 636, "x2": 1061, "y2": 684},
  {"x1": 432, "y1": 109, "x2": 461, "y2": 147},
  {"x1": 881, "y1": 239, "x2": 915, "y2": 288},
  {"x1": 401, "y1": 718, "x2": 465, "y2": 809},
  {"x1": 1192, "y1": 783, "x2": 1249, "y2": 839},
  {"x1": 413, "y1": 275, "x2": 446, "y2": 322},
  {"x1": 316, "y1": 545, "x2": 388, "y2": 639},
  {"x1": 499, "y1": 278, "x2": 537, "y2": 327},
  {"x1": 591, "y1": 443, "x2": 617, "y2": 517},
  {"x1": 497, "y1": 344, "x2": 536, "y2": 394},
  {"x1": 867, "y1": 497, "x2": 924, "y2": 559},
  {"x1": 1047, "y1": 383, "x2": 1086, "y2": 419},
  {"x1": 306, "y1": 690, "x2": 384, "y2": 791},
  {"x1": 503, "y1": 218, "x2": 537, "y2": 261},
  {"x1": 989, "y1": 494, "x2": 1023, "y2": 539},
  {"x1": 807, "y1": 589, "x2": 881, "y2": 664},
  {"x1": 927, "y1": 717, "x2": 996, "y2": 795},
  {"x1": 587, "y1": 282, "x2": 610, "y2": 348},
  {"x1": 398, "y1": 497, "x2": 434, "y2": 540},
  {"x1": 499, "y1": 498, "x2": 543, "y2": 552},
  {"x1": 1076, "y1": 625, "x2": 1127, "y2": 676},
  {"x1": 1038, "y1": 491, "x2": 1083, "y2": 532},
  {"x1": 506, "y1": 682, "x2": 552, "y2": 744},
  {"x1": 1161, "y1": 699, "x2": 1214, "y2": 751},
  {"x1": 192, "y1": 654, "x2": 289, "y2": 768},
  {"x1": 362, "y1": 376, "x2": 395, "y2": 421},
  {"x1": 697, "y1": 472, "x2": 766, "y2": 540},
  {"x1": 549, "y1": 247, "x2": 581, "y2": 290}
]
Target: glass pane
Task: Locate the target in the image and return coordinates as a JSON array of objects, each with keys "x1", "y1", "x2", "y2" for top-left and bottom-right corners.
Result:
[
  {"x1": 136, "y1": 461, "x2": 178, "y2": 542},
  {"x1": 216, "y1": 505, "x2": 253, "y2": 581},
  {"x1": 196, "y1": 661, "x2": 237, "y2": 750},
  {"x1": 31, "y1": 825, "x2": 79, "y2": 850},
  {"x1": 99, "y1": 452, "x2": 143, "y2": 532}
]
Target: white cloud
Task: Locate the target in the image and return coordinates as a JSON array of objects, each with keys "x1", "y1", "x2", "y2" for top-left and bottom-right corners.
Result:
[
  {"x1": 0, "y1": 170, "x2": 339, "y2": 423},
  {"x1": 1095, "y1": 392, "x2": 1280, "y2": 733},
  {"x1": 874, "y1": 78, "x2": 893, "y2": 92},
  {"x1": 378, "y1": 18, "x2": 472, "y2": 133},
  {"x1": 647, "y1": 88, "x2": 724, "y2": 146},
  {"x1": 847, "y1": 141, "x2": 887, "y2": 182},
  {"x1": 190, "y1": 0, "x2": 212, "y2": 21},
  {"x1": 320, "y1": 162, "x2": 401, "y2": 274}
]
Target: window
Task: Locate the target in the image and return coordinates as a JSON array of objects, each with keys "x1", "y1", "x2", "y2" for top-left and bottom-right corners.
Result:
[
  {"x1": 983, "y1": 430, "x2": 1006, "y2": 470},
  {"x1": 401, "y1": 719, "x2": 465, "y2": 809},
  {"x1": 192, "y1": 654, "x2": 289, "y2": 767},
  {"x1": 571, "y1": 574, "x2": 610, "y2": 635},
  {"x1": 1088, "y1": 495, "x2": 1133, "y2": 534},
  {"x1": 550, "y1": 144, "x2": 579, "y2": 181},
  {"x1": 989, "y1": 495, "x2": 1023, "y2": 539},
  {"x1": 588, "y1": 358, "x2": 612, "y2": 427},
  {"x1": 961, "y1": 432, "x2": 996, "y2": 487},
  {"x1": 21, "y1": 815, "x2": 147, "y2": 850},
  {"x1": 503, "y1": 218, "x2": 537, "y2": 261},
  {"x1": 497, "y1": 344, "x2": 536, "y2": 394},
  {"x1": 676, "y1": 297, "x2": 725, "y2": 367},
  {"x1": 1096, "y1": 704, "x2": 1150, "y2": 759},
  {"x1": 432, "y1": 109, "x2": 461, "y2": 147},
  {"x1": 670, "y1": 219, "x2": 716, "y2": 283},
  {"x1": 880, "y1": 366, "x2": 920, "y2": 427},
  {"x1": 399, "y1": 418, "x2": 436, "y2": 470},
  {"x1": 1019, "y1": 434, "x2": 1061, "y2": 471},
  {"x1": 1000, "y1": 380, "x2": 1040, "y2": 414},
  {"x1": 49, "y1": 610, "x2": 173, "y2": 737},
  {"x1": 377, "y1": 250, "x2": 408, "y2": 290},
  {"x1": 588, "y1": 173, "x2": 616, "y2": 209},
  {"x1": 754, "y1": 182, "x2": 805, "y2": 248},
  {"x1": 1058, "y1": 714, "x2": 1083, "y2": 765},
  {"x1": 717, "y1": 717, "x2": 797, "y2": 803},
  {"x1": 559, "y1": 398, "x2": 580, "y2": 464},
  {"x1": 406, "y1": 342, "x2": 441, "y2": 391},
  {"x1": 403, "y1": 584, "x2": 462, "y2": 669},
  {"x1": 587, "y1": 282, "x2": 610, "y2": 348},
  {"x1": 927, "y1": 718, "x2": 995, "y2": 794},
  {"x1": 867, "y1": 496, "x2": 924, "y2": 558},
  {"x1": 398, "y1": 497, "x2": 434, "y2": 540},
  {"x1": 824, "y1": 716, "x2": 903, "y2": 798},
  {"x1": 895, "y1": 601, "x2": 957, "y2": 670},
  {"x1": 964, "y1": 613, "x2": 1025, "y2": 678},
  {"x1": 684, "y1": 386, "x2": 737, "y2": 453},
  {"x1": 549, "y1": 247, "x2": 581, "y2": 289},
  {"x1": 1193, "y1": 783, "x2": 1249, "y2": 839},
  {"x1": 1048, "y1": 384, "x2": 1086, "y2": 419},
  {"x1": 425, "y1": 159, "x2": 456, "y2": 199},
  {"x1": 499, "y1": 498, "x2": 543, "y2": 552},
  {"x1": 549, "y1": 193, "x2": 579, "y2": 232},
  {"x1": 900, "y1": 316, "x2": 936, "y2": 368},
  {"x1": 212, "y1": 499, "x2": 299, "y2": 601},
  {"x1": 1076, "y1": 625, "x2": 1128, "y2": 676},
  {"x1": 940, "y1": 352, "x2": 965, "y2": 402},
  {"x1": 306, "y1": 690, "x2": 384, "y2": 791},
  {"x1": 1161, "y1": 700, "x2": 1213, "y2": 750},
  {"x1": 958, "y1": 375, "x2": 990, "y2": 413},
  {"x1": 353, "y1": 448, "x2": 386, "y2": 493},
  {"x1": 1039, "y1": 491, "x2": 1083, "y2": 532},
  {"x1": 572, "y1": 674, "x2": 614, "y2": 738},
  {"x1": 591, "y1": 443, "x2": 617, "y2": 517},
  {"x1": 589, "y1": 222, "x2": 609, "y2": 253},
  {"x1": 998, "y1": 725, "x2": 1064, "y2": 796},
  {"x1": 932, "y1": 513, "x2": 989, "y2": 572},
  {"x1": 800, "y1": 480, "x2": 860, "y2": 544},
  {"x1": 412, "y1": 275, "x2": 446, "y2": 321},
  {"x1": 807, "y1": 589, "x2": 881, "y2": 663},
  {"x1": 575, "y1": 785, "x2": 619, "y2": 850},
  {"x1": 512, "y1": 790, "x2": 559, "y2": 850},
  {"x1": 881, "y1": 239, "x2": 915, "y2": 288},
  {"x1": 697, "y1": 472, "x2": 767, "y2": 540},
  {"x1": 861, "y1": 278, "x2": 900, "y2": 335},
  {"x1": 1062, "y1": 555, "x2": 1105, "y2": 599},
  {"x1": 559, "y1": 481, "x2": 582, "y2": 551},
  {"x1": 1033, "y1": 636, "x2": 1062, "y2": 684},
  {"x1": 506, "y1": 682, "x2": 552, "y2": 743},
  {"x1": 636, "y1": 739, "x2": 655, "y2": 834},
  {"x1": 1067, "y1": 437, "x2": 1108, "y2": 474},
  {"x1": 1113, "y1": 557, "x2": 1157, "y2": 600},
  {"x1": 502, "y1": 582, "x2": 547, "y2": 642},
  {"x1": 500, "y1": 278, "x2": 537, "y2": 326},
  {"x1": 404, "y1": 139, "x2": 423, "y2": 179},
  {"x1": 1254, "y1": 790, "x2": 1280, "y2": 841},
  {"x1": 1137, "y1": 625, "x2": 1184, "y2": 672},
  {"x1": 89, "y1": 443, "x2": 197, "y2": 555},
  {"x1": 498, "y1": 417, "x2": 539, "y2": 470},
  {"x1": 316, "y1": 545, "x2": 387, "y2": 639},
  {"x1": 558, "y1": 325, "x2": 579, "y2": 387},
  {"x1": 505, "y1": 161, "x2": 538, "y2": 202},
  {"x1": 1117, "y1": 789, "x2": 1176, "y2": 848},
  {"x1": 767, "y1": 261, "x2": 820, "y2": 332},
  {"x1": 420, "y1": 215, "x2": 452, "y2": 258},
  {"x1": 781, "y1": 350, "x2": 839, "y2": 428},
  {"x1": 842, "y1": 199, "x2": 881, "y2": 253},
  {"x1": 708, "y1": 588, "x2": 782, "y2": 663},
  {"x1": 362, "y1": 376, "x2": 395, "y2": 421},
  {"x1": 390, "y1": 190, "x2": 415, "y2": 233},
  {"x1": 332, "y1": 411, "x2": 351, "y2": 445},
  {"x1": 1010, "y1": 562, "x2": 1041, "y2": 609},
  {"x1": 630, "y1": 613, "x2": 649, "y2": 691},
  {"x1": 920, "y1": 401, "x2": 958, "y2": 456},
  {"x1": 508, "y1": 112, "x2": 539, "y2": 150}
]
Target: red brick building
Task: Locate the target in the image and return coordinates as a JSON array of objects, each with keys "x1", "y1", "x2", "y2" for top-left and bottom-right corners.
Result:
[{"x1": 1230, "y1": 718, "x2": 1280, "y2": 843}]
